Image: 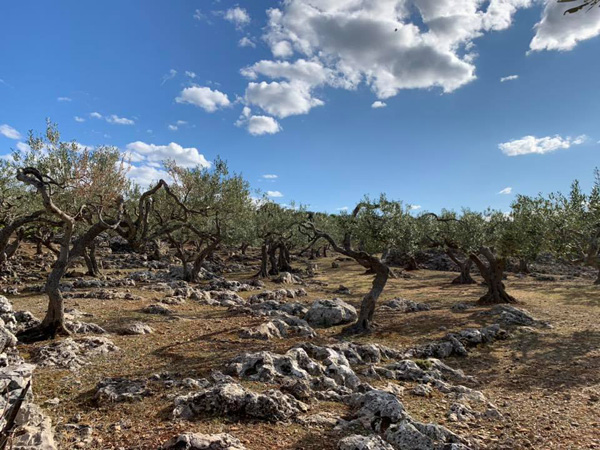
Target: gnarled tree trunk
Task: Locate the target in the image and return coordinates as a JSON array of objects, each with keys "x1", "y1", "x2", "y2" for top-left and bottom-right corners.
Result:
[
  {"x1": 83, "y1": 241, "x2": 101, "y2": 277},
  {"x1": 470, "y1": 247, "x2": 517, "y2": 305},
  {"x1": 277, "y1": 243, "x2": 293, "y2": 272},
  {"x1": 447, "y1": 249, "x2": 475, "y2": 285},
  {"x1": 347, "y1": 262, "x2": 390, "y2": 333}
]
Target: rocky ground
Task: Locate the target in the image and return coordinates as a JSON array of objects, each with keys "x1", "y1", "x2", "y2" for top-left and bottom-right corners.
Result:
[{"x1": 1, "y1": 248, "x2": 599, "y2": 450}]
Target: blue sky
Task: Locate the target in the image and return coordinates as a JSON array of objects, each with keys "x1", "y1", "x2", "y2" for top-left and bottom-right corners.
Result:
[{"x1": 1, "y1": 0, "x2": 599, "y2": 213}]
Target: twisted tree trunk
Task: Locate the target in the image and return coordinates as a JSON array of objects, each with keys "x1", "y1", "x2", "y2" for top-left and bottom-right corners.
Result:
[
  {"x1": 470, "y1": 247, "x2": 517, "y2": 305},
  {"x1": 447, "y1": 249, "x2": 475, "y2": 285},
  {"x1": 277, "y1": 243, "x2": 293, "y2": 272},
  {"x1": 347, "y1": 263, "x2": 390, "y2": 333},
  {"x1": 83, "y1": 241, "x2": 101, "y2": 277}
]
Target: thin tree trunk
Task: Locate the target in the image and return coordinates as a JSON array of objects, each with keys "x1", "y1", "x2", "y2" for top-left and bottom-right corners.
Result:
[
  {"x1": 257, "y1": 243, "x2": 269, "y2": 278},
  {"x1": 345, "y1": 264, "x2": 390, "y2": 333},
  {"x1": 594, "y1": 267, "x2": 600, "y2": 285},
  {"x1": 240, "y1": 243, "x2": 249, "y2": 255},
  {"x1": 518, "y1": 258, "x2": 530, "y2": 274},
  {"x1": 18, "y1": 223, "x2": 73, "y2": 342},
  {"x1": 83, "y1": 242, "x2": 101, "y2": 277}
]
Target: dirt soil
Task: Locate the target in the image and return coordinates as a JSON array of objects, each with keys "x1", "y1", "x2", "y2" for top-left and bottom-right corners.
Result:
[{"x1": 7, "y1": 253, "x2": 600, "y2": 450}]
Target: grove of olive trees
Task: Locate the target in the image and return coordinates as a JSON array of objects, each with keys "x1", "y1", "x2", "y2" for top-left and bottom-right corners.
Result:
[{"x1": 1, "y1": 125, "x2": 599, "y2": 449}]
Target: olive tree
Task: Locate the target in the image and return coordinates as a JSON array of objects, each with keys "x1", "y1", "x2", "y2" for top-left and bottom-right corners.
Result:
[
  {"x1": 155, "y1": 159, "x2": 252, "y2": 282},
  {"x1": 13, "y1": 123, "x2": 128, "y2": 341},
  {"x1": 544, "y1": 171, "x2": 600, "y2": 284},
  {"x1": 302, "y1": 198, "x2": 393, "y2": 333},
  {"x1": 0, "y1": 159, "x2": 45, "y2": 264}
]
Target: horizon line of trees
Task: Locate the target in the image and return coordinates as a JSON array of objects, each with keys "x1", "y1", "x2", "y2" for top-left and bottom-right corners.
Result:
[{"x1": 1, "y1": 122, "x2": 599, "y2": 341}]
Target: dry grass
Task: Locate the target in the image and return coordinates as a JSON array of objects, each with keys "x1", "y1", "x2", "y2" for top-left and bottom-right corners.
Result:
[{"x1": 8, "y1": 254, "x2": 600, "y2": 449}]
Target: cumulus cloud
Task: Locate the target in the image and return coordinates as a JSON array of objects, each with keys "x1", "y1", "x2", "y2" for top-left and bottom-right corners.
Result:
[
  {"x1": 499, "y1": 134, "x2": 586, "y2": 156},
  {"x1": 57, "y1": 96, "x2": 72, "y2": 102},
  {"x1": 235, "y1": 0, "x2": 564, "y2": 126},
  {"x1": 337, "y1": 206, "x2": 349, "y2": 211},
  {"x1": 106, "y1": 114, "x2": 135, "y2": 125},
  {"x1": 123, "y1": 161, "x2": 171, "y2": 188},
  {"x1": 125, "y1": 141, "x2": 211, "y2": 169},
  {"x1": 0, "y1": 124, "x2": 22, "y2": 140},
  {"x1": 185, "y1": 71, "x2": 197, "y2": 79},
  {"x1": 372, "y1": 101, "x2": 387, "y2": 109},
  {"x1": 239, "y1": 37, "x2": 256, "y2": 48},
  {"x1": 245, "y1": 81, "x2": 323, "y2": 118},
  {"x1": 500, "y1": 75, "x2": 519, "y2": 82},
  {"x1": 235, "y1": 107, "x2": 282, "y2": 136},
  {"x1": 176, "y1": 86, "x2": 231, "y2": 112},
  {"x1": 409, "y1": 204, "x2": 422, "y2": 210},
  {"x1": 90, "y1": 112, "x2": 103, "y2": 119},
  {"x1": 530, "y1": 1, "x2": 600, "y2": 52},
  {"x1": 498, "y1": 187, "x2": 513, "y2": 194},
  {"x1": 74, "y1": 116, "x2": 85, "y2": 123},
  {"x1": 267, "y1": 190, "x2": 284, "y2": 198},
  {"x1": 224, "y1": 7, "x2": 251, "y2": 28}
]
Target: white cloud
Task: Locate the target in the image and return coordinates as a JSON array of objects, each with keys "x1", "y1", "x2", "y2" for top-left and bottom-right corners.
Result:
[
  {"x1": 57, "y1": 96, "x2": 72, "y2": 102},
  {"x1": 168, "y1": 125, "x2": 178, "y2": 131},
  {"x1": 372, "y1": 101, "x2": 387, "y2": 109},
  {"x1": 90, "y1": 112, "x2": 103, "y2": 119},
  {"x1": 245, "y1": 81, "x2": 323, "y2": 118},
  {"x1": 123, "y1": 161, "x2": 171, "y2": 188},
  {"x1": 161, "y1": 69, "x2": 178, "y2": 85},
  {"x1": 185, "y1": 71, "x2": 197, "y2": 79},
  {"x1": 498, "y1": 187, "x2": 513, "y2": 195},
  {"x1": 267, "y1": 190, "x2": 284, "y2": 198},
  {"x1": 176, "y1": 86, "x2": 231, "y2": 112},
  {"x1": 247, "y1": 116, "x2": 283, "y2": 136},
  {"x1": 106, "y1": 114, "x2": 135, "y2": 125},
  {"x1": 337, "y1": 206, "x2": 349, "y2": 211},
  {"x1": 125, "y1": 141, "x2": 211, "y2": 169},
  {"x1": 16, "y1": 142, "x2": 30, "y2": 152},
  {"x1": 499, "y1": 134, "x2": 586, "y2": 156},
  {"x1": 500, "y1": 75, "x2": 519, "y2": 82},
  {"x1": 409, "y1": 204, "x2": 422, "y2": 210},
  {"x1": 0, "y1": 124, "x2": 22, "y2": 140},
  {"x1": 239, "y1": 37, "x2": 256, "y2": 48},
  {"x1": 224, "y1": 7, "x2": 250, "y2": 28},
  {"x1": 193, "y1": 9, "x2": 208, "y2": 22},
  {"x1": 262, "y1": 174, "x2": 278, "y2": 179},
  {"x1": 235, "y1": 107, "x2": 282, "y2": 136},
  {"x1": 74, "y1": 116, "x2": 85, "y2": 123},
  {"x1": 530, "y1": 1, "x2": 600, "y2": 52}
]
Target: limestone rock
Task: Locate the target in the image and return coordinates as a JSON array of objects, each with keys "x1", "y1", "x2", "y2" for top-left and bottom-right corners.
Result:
[
  {"x1": 95, "y1": 377, "x2": 150, "y2": 403},
  {"x1": 305, "y1": 298, "x2": 357, "y2": 328},
  {"x1": 338, "y1": 435, "x2": 395, "y2": 450},
  {"x1": 161, "y1": 433, "x2": 246, "y2": 450},
  {"x1": 33, "y1": 337, "x2": 119, "y2": 370},
  {"x1": 379, "y1": 298, "x2": 431, "y2": 313},
  {"x1": 173, "y1": 382, "x2": 307, "y2": 422},
  {"x1": 119, "y1": 322, "x2": 154, "y2": 335}
]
